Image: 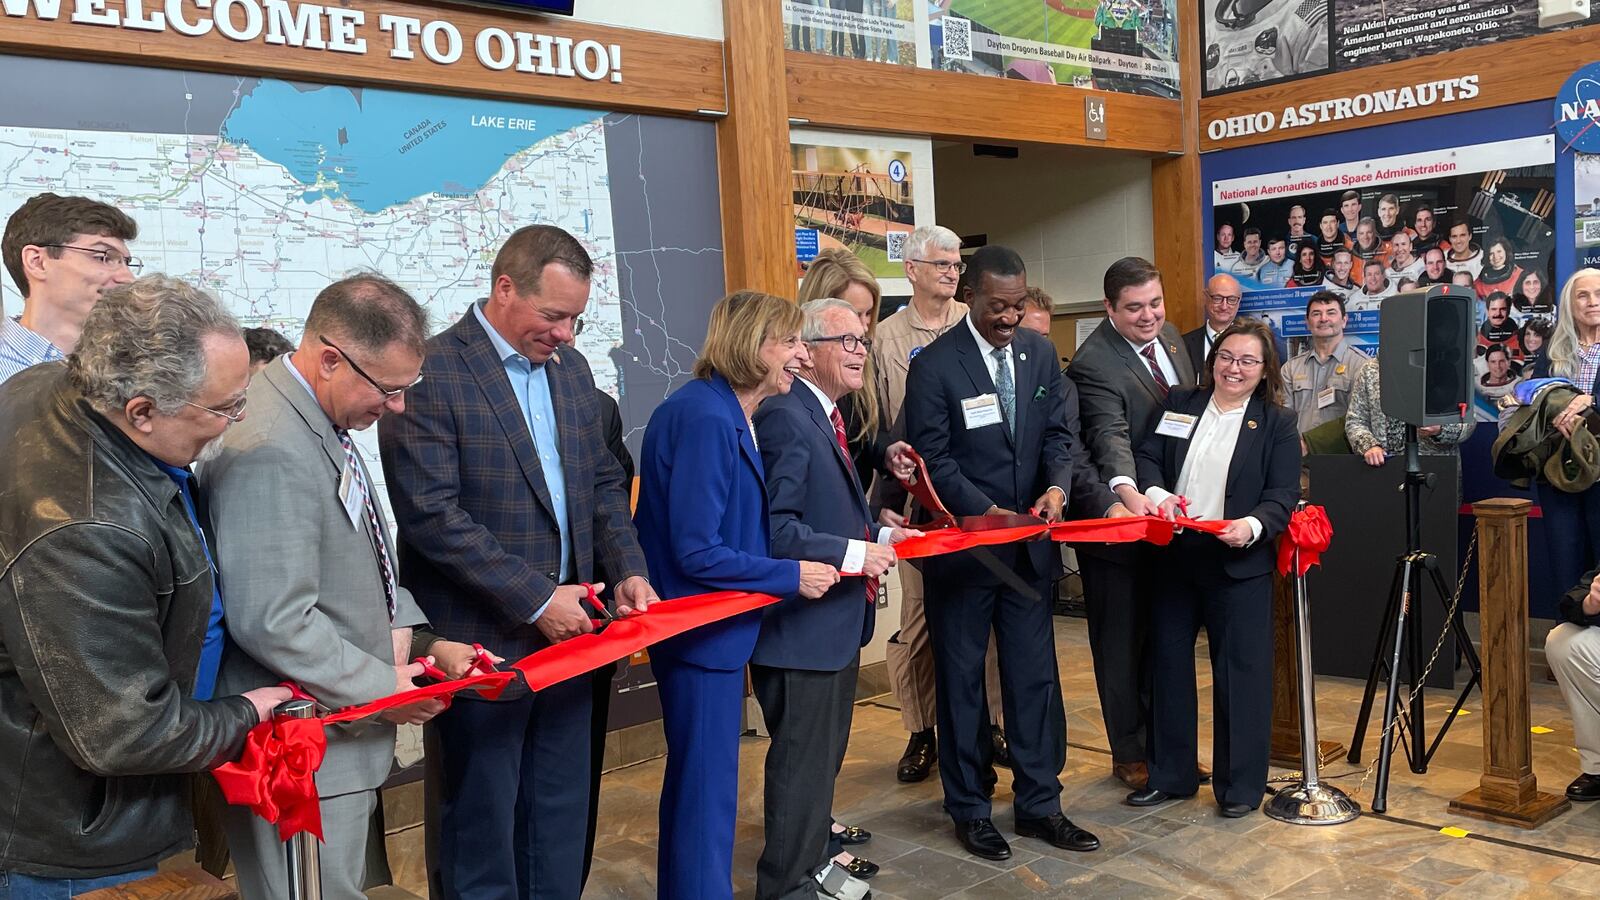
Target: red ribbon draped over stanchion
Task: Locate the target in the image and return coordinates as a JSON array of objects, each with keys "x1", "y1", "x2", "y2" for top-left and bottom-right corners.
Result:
[
  {"x1": 512, "y1": 590, "x2": 782, "y2": 691},
  {"x1": 1276, "y1": 505, "x2": 1334, "y2": 577},
  {"x1": 212, "y1": 669, "x2": 516, "y2": 840}
]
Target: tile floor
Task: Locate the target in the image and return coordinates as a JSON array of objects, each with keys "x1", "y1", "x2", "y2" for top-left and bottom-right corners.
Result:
[{"x1": 422, "y1": 615, "x2": 1600, "y2": 898}]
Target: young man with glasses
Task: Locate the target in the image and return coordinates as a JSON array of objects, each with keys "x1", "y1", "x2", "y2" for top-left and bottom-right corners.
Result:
[
  {"x1": 871, "y1": 224, "x2": 1013, "y2": 786},
  {"x1": 1184, "y1": 274, "x2": 1242, "y2": 382},
  {"x1": 200, "y1": 273, "x2": 470, "y2": 900},
  {"x1": 0, "y1": 192, "x2": 140, "y2": 386}
]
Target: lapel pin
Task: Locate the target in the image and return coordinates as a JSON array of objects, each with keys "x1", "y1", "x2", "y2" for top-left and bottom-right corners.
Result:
[
  {"x1": 1335, "y1": 363, "x2": 1346, "y2": 375},
  {"x1": 1247, "y1": 420, "x2": 1259, "y2": 429},
  {"x1": 1169, "y1": 344, "x2": 1178, "y2": 353},
  {"x1": 1019, "y1": 352, "x2": 1027, "y2": 361}
]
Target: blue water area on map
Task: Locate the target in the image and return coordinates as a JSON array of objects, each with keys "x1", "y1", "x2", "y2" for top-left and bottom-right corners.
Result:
[{"x1": 221, "y1": 80, "x2": 604, "y2": 212}]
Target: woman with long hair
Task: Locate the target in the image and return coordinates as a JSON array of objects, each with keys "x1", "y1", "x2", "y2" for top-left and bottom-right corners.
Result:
[
  {"x1": 1475, "y1": 236, "x2": 1524, "y2": 300},
  {"x1": 1289, "y1": 242, "x2": 1325, "y2": 287},
  {"x1": 798, "y1": 248, "x2": 887, "y2": 491}
]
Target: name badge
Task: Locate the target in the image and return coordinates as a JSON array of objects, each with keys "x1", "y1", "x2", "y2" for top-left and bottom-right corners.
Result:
[
  {"x1": 961, "y1": 393, "x2": 1003, "y2": 430},
  {"x1": 1156, "y1": 411, "x2": 1198, "y2": 439},
  {"x1": 1317, "y1": 386, "x2": 1337, "y2": 409},
  {"x1": 338, "y1": 459, "x2": 364, "y2": 530}
]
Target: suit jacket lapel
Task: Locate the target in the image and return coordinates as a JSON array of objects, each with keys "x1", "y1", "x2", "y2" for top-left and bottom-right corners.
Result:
[
  {"x1": 1101, "y1": 320, "x2": 1164, "y2": 407},
  {"x1": 1170, "y1": 389, "x2": 1207, "y2": 479},
  {"x1": 263, "y1": 357, "x2": 345, "y2": 476},
  {"x1": 455, "y1": 314, "x2": 557, "y2": 522},
  {"x1": 1228, "y1": 395, "x2": 1267, "y2": 493},
  {"x1": 796, "y1": 381, "x2": 870, "y2": 517},
  {"x1": 711, "y1": 373, "x2": 767, "y2": 491},
  {"x1": 956, "y1": 328, "x2": 1014, "y2": 449},
  {"x1": 1164, "y1": 324, "x2": 1196, "y2": 388}
]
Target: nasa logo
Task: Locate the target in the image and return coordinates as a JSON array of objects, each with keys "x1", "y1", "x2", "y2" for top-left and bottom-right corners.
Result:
[
  {"x1": 1556, "y1": 63, "x2": 1600, "y2": 154},
  {"x1": 909, "y1": 345, "x2": 924, "y2": 360}
]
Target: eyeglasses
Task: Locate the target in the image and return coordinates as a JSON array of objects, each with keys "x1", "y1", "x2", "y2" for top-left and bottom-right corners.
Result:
[
  {"x1": 1215, "y1": 350, "x2": 1263, "y2": 369},
  {"x1": 1207, "y1": 293, "x2": 1242, "y2": 307},
  {"x1": 40, "y1": 243, "x2": 143, "y2": 272},
  {"x1": 911, "y1": 259, "x2": 967, "y2": 275},
  {"x1": 184, "y1": 396, "x2": 248, "y2": 422},
  {"x1": 810, "y1": 334, "x2": 873, "y2": 354},
  {"x1": 320, "y1": 336, "x2": 424, "y2": 399}
]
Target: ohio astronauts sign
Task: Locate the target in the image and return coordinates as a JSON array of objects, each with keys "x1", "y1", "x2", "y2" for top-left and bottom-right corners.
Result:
[{"x1": 1206, "y1": 74, "x2": 1480, "y2": 142}]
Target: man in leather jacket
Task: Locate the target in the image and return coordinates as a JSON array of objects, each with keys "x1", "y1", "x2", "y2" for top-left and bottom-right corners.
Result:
[{"x1": 0, "y1": 275, "x2": 290, "y2": 895}]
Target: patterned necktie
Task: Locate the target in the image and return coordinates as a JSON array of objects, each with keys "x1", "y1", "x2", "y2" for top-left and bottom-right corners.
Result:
[
  {"x1": 830, "y1": 406, "x2": 878, "y2": 605},
  {"x1": 991, "y1": 347, "x2": 1015, "y2": 433},
  {"x1": 338, "y1": 430, "x2": 397, "y2": 621},
  {"x1": 1140, "y1": 342, "x2": 1171, "y2": 400}
]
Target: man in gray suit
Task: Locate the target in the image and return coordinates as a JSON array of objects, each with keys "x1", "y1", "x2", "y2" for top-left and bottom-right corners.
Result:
[
  {"x1": 203, "y1": 274, "x2": 463, "y2": 899},
  {"x1": 1066, "y1": 257, "x2": 1196, "y2": 790}
]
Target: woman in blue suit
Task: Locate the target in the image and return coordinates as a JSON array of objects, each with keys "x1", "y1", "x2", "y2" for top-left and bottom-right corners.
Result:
[
  {"x1": 1125, "y1": 318, "x2": 1301, "y2": 818},
  {"x1": 635, "y1": 290, "x2": 841, "y2": 899}
]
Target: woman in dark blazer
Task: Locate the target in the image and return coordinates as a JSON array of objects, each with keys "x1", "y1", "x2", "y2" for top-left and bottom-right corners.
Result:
[
  {"x1": 634, "y1": 290, "x2": 839, "y2": 900},
  {"x1": 1124, "y1": 318, "x2": 1301, "y2": 817}
]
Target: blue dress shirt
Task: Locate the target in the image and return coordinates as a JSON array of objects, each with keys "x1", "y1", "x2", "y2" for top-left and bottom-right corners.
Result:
[
  {"x1": 151, "y1": 458, "x2": 225, "y2": 700},
  {"x1": 0, "y1": 316, "x2": 65, "y2": 387},
  {"x1": 472, "y1": 302, "x2": 569, "y2": 621}
]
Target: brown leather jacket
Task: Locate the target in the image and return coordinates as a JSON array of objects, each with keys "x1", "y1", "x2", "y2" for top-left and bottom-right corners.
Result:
[{"x1": 0, "y1": 364, "x2": 257, "y2": 878}]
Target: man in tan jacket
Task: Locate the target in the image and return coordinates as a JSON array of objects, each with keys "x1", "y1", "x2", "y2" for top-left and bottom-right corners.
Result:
[{"x1": 873, "y1": 224, "x2": 1008, "y2": 784}]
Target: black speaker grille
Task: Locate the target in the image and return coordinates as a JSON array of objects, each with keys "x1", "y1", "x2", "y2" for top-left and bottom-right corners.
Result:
[{"x1": 1425, "y1": 296, "x2": 1465, "y2": 417}]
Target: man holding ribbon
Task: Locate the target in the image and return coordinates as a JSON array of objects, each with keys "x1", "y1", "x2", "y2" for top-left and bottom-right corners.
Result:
[
  {"x1": 203, "y1": 274, "x2": 474, "y2": 899},
  {"x1": 903, "y1": 245, "x2": 1107, "y2": 862},
  {"x1": 751, "y1": 298, "x2": 920, "y2": 899},
  {"x1": 0, "y1": 276, "x2": 291, "y2": 895},
  {"x1": 379, "y1": 225, "x2": 658, "y2": 899}
]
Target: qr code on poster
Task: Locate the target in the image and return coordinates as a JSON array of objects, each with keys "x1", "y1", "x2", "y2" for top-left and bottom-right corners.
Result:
[
  {"x1": 886, "y1": 231, "x2": 909, "y2": 262},
  {"x1": 1584, "y1": 219, "x2": 1600, "y2": 244},
  {"x1": 942, "y1": 15, "x2": 972, "y2": 61}
]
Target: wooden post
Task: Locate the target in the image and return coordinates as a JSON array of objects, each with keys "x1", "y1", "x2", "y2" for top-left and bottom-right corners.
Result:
[
  {"x1": 1269, "y1": 469, "x2": 1346, "y2": 767},
  {"x1": 76, "y1": 868, "x2": 236, "y2": 900},
  {"x1": 1149, "y1": 0, "x2": 1202, "y2": 333},
  {"x1": 717, "y1": 0, "x2": 794, "y2": 298},
  {"x1": 1448, "y1": 498, "x2": 1568, "y2": 828}
]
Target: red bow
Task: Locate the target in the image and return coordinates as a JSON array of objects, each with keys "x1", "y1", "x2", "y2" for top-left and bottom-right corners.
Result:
[{"x1": 1276, "y1": 505, "x2": 1333, "y2": 577}]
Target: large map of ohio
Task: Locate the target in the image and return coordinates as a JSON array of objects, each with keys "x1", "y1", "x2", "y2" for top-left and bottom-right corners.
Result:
[{"x1": 0, "y1": 55, "x2": 725, "y2": 453}]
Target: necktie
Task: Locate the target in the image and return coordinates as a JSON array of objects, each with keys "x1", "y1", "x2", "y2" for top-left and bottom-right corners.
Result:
[
  {"x1": 338, "y1": 430, "x2": 397, "y2": 621},
  {"x1": 991, "y1": 347, "x2": 1014, "y2": 434},
  {"x1": 829, "y1": 406, "x2": 878, "y2": 605},
  {"x1": 1140, "y1": 343, "x2": 1171, "y2": 400}
]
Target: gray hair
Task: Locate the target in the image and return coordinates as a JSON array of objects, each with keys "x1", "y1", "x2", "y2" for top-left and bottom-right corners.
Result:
[
  {"x1": 800, "y1": 298, "x2": 858, "y2": 341},
  {"x1": 1546, "y1": 268, "x2": 1600, "y2": 379},
  {"x1": 68, "y1": 274, "x2": 241, "y2": 415},
  {"x1": 902, "y1": 224, "x2": 961, "y2": 262}
]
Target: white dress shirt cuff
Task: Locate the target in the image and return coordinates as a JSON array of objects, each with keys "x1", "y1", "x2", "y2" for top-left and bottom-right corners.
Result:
[
  {"x1": 1108, "y1": 475, "x2": 1137, "y2": 493},
  {"x1": 843, "y1": 539, "x2": 868, "y2": 575},
  {"x1": 527, "y1": 590, "x2": 555, "y2": 624},
  {"x1": 874, "y1": 527, "x2": 893, "y2": 544},
  {"x1": 1244, "y1": 516, "x2": 1264, "y2": 546},
  {"x1": 1145, "y1": 486, "x2": 1175, "y2": 507}
]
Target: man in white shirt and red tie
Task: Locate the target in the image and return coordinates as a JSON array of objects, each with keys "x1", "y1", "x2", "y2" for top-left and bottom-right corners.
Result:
[
  {"x1": 751, "y1": 298, "x2": 921, "y2": 900},
  {"x1": 1067, "y1": 257, "x2": 1199, "y2": 791}
]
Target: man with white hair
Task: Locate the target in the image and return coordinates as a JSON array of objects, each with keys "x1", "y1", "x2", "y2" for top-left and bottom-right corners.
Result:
[
  {"x1": 0, "y1": 275, "x2": 291, "y2": 894},
  {"x1": 753, "y1": 297, "x2": 920, "y2": 900},
  {"x1": 872, "y1": 224, "x2": 1010, "y2": 785}
]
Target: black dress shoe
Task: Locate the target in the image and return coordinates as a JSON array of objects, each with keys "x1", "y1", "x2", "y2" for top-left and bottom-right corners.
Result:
[
  {"x1": 835, "y1": 823, "x2": 872, "y2": 845},
  {"x1": 897, "y1": 730, "x2": 936, "y2": 783},
  {"x1": 1219, "y1": 802, "x2": 1255, "y2": 818},
  {"x1": 954, "y1": 818, "x2": 1012, "y2": 861},
  {"x1": 1015, "y1": 813, "x2": 1100, "y2": 852},
  {"x1": 1568, "y1": 773, "x2": 1600, "y2": 801},
  {"x1": 1125, "y1": 788, "x2": 1190, "y2": 807},
  {"x1": 841, "y1": 856, "x2": 879, "y2": 879},
  {"x1": 990, "y1": 725, "x2": 1013, "y2": 770}
]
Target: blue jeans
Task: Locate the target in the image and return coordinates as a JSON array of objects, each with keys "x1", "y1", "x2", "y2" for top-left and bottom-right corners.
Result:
[{"x1": 0, "y1": 869, "x2": 155, "y2": 899}]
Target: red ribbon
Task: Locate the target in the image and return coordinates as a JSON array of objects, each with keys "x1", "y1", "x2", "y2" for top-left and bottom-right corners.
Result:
[
  {"x1": 211, "y1": 669, "x2": 515, "y2": 840},
  {"x1": 512, "y1": 590, "x2": 781, "y2": 691},
  {"x1": 888, "y1": 514, "x2": 1225, "y2": 561},
  {"x1": 1276, "y1": 505, "x2": 1333, "y2": 577}
]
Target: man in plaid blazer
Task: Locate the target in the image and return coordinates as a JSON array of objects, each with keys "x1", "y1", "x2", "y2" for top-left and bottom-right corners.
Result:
[{"x1": 379, "y1": 225, "x2": 658, "y2": 900}]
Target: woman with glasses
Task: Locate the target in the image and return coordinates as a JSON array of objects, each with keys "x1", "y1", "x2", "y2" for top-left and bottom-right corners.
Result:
[{"x1": 1123, "y1": 319, "x2": 1300, "y2": 819}]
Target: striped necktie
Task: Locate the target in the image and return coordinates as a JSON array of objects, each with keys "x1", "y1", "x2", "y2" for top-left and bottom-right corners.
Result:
[{"x1": 337, "y1": 430, "x2": 397, "y2": 621}]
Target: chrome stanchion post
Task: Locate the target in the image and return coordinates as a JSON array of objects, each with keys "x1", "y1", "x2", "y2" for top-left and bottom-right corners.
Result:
[
  {"x1": 1266, "y1": 506, "x2": 1361, "y2": 826},
  {"x1": 277, "y1": 698, "x2": 324, "y2": 900}
]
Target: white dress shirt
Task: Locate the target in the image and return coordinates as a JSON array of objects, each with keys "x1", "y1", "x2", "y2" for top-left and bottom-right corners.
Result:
[
  {"x1": 1143, "y1": 398, "x2": 1263, "y2": 544},
  {"x1": 965, "y1": 314, "x2": 1014, "y2": 391},
  {"x1": 796, "y1": 375, "x2": 890, "y2": 573}
]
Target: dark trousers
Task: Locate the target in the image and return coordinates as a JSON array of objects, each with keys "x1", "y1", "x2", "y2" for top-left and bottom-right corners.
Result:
[
  {"x1": 1079, "y1": 548, "x2": 1152, "y2": 764},
  {"x1": 924, "y1": 557, "x2": 1065, "y2": 822},
  {"x1": 1146, "y1": 541, "x2": 1274, "y2": 808},
  {"x1": 1538, "y1": 483, "x2": 1600, "y2": 603},
  {"x1": 581, "y1": 661, "x2": 617, "y2": 887},
  {"x1": 432, "y1": 677, "x2": 592, "y2": 900},
  {"x1": 750, "y1": 660, "x2": 859, "y2": 900},
  {"x1": 654, "y1": 656, "x2": 745, "y2": 900}
]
